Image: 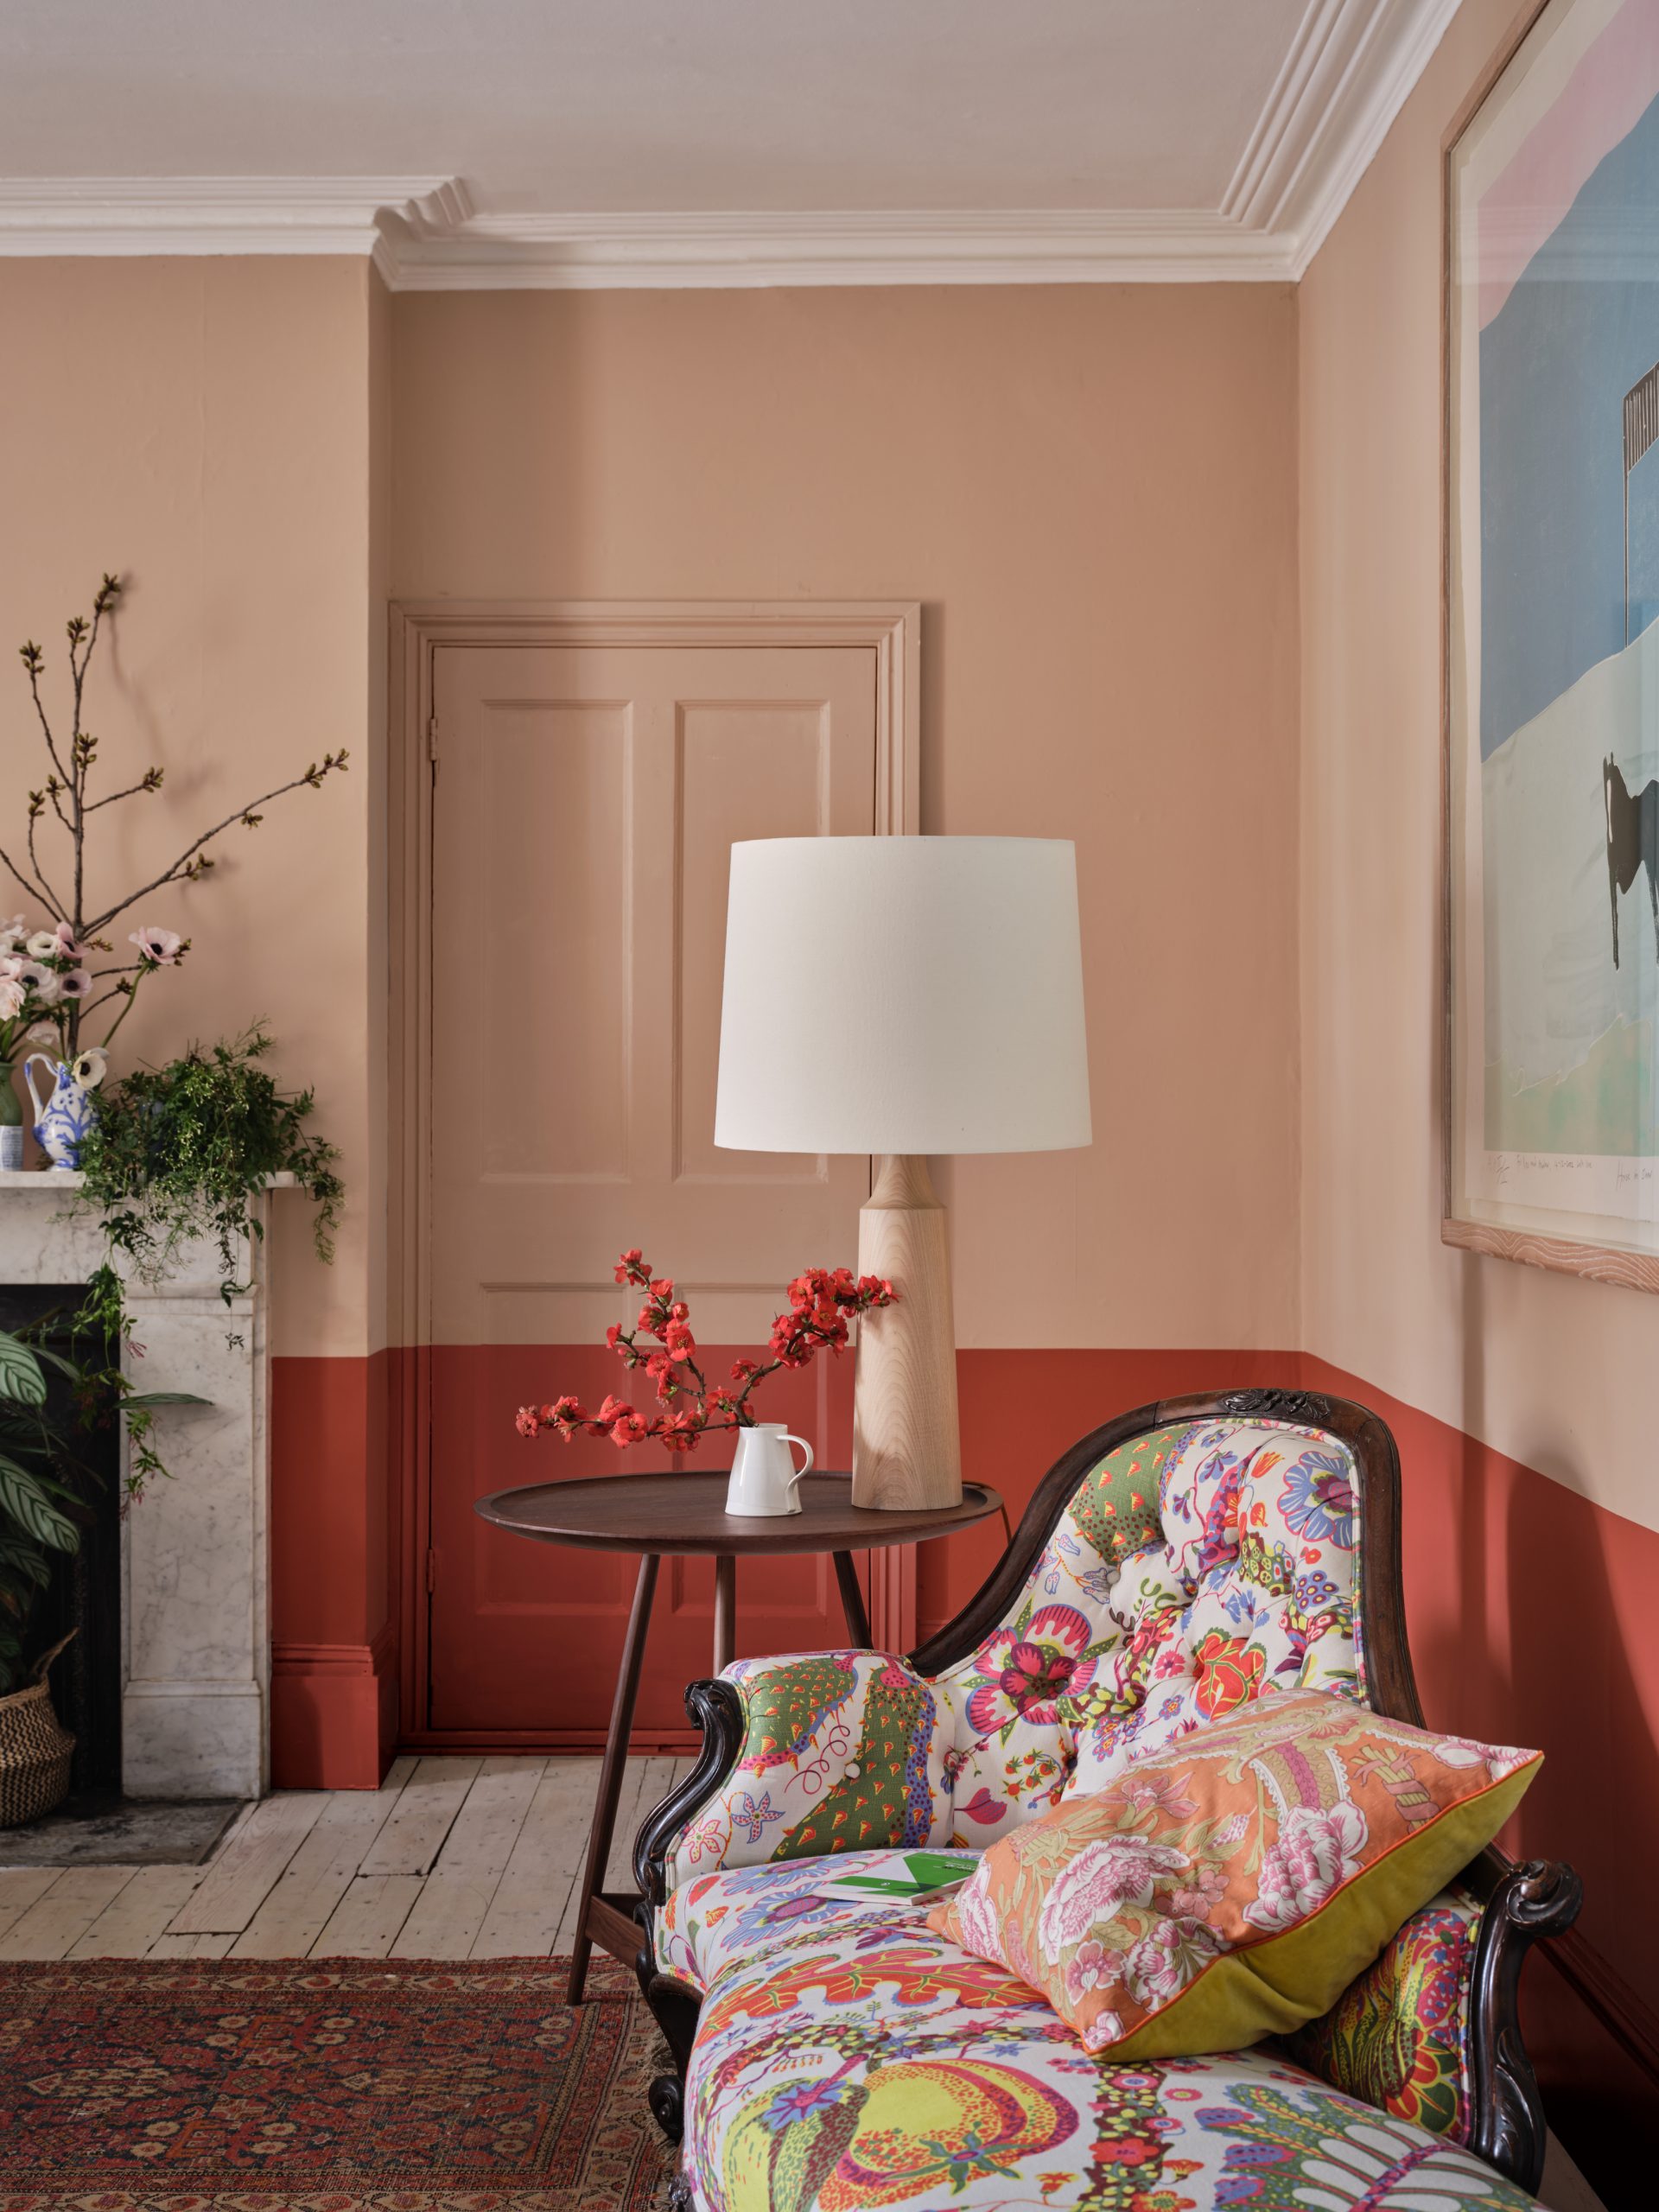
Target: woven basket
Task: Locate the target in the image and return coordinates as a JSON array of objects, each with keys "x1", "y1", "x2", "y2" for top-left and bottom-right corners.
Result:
[{"x1": 0, "y1": 1634, "x2": 74, "y2": 1828}]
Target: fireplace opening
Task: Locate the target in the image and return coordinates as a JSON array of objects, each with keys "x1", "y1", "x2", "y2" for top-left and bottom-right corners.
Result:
[{"x1": 1, "y1": 1283, "x2": 121, "y2": 1796}]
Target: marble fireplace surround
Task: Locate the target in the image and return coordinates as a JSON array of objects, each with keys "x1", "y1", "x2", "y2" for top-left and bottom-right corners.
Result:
[{"x1": 0, "y1": 1173, "x2": 283, "y2": 1801}]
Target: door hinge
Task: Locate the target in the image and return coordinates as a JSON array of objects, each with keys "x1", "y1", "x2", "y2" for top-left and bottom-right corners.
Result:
[
  {"x1": 425, "y1": 715, "x2": 439, "y2": 774},
  {"x1": 425, "y1": 1548, "x2": 438, "y2": 1592}
]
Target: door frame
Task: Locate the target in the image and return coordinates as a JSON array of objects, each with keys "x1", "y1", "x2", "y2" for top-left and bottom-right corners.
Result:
[{"x1": 388, "y1": 601, "x2": 922, "y2": 1748}]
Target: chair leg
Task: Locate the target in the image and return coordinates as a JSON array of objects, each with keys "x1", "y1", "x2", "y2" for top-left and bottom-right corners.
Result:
[{"x1": 634, "y1": 1913, "x2": 702, "y2": 2145}]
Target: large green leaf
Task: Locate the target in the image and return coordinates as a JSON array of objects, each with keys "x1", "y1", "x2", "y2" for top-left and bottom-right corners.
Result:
[
  {"x1": 0, "y1": 1536, "x2": 51, "y2": 1587},
  {"x1": 122, "y1": 1391, "x2": 212, "y2": 1409},
  {"x1": 0, "y1": 1332, "x2": 48, "y2": 1407},
  {"x1": 0, "y1": 1457, "x2": 79, "y2": 1551}
]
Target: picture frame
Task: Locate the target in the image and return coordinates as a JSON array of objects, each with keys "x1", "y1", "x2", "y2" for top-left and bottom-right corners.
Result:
[{"x1": 1444, "y1": 0, "x2": 1659, "y2": 1290}]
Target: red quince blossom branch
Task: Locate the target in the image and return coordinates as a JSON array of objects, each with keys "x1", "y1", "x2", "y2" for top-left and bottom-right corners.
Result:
[{"x1": 515, "y1": 1248, "x2": 898, "y2": 1455}]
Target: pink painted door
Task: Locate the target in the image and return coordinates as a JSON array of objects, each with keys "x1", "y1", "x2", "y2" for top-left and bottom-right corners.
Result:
[{"x1": 426, "y1": 642, "x2": 878, "y2": 1741}]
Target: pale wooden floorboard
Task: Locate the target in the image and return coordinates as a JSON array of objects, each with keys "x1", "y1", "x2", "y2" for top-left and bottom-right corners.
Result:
[
  {"x1": 230, "y1": 1757, "x2": 418, "y2": 1959},
  {"x1": 607, "y1": 1754, "x2": 680, "y2": 1889},
  {"x1": 147, "y1": 1929, "x2": 237, "y2": 1958},
  {"x1": 473, "y1": 1757, "x2": 599, "y2": 1959},
  {"x1": 390, "y1": 1755, "x2": 545, "y2": 1959},
  {"x1": 0, "y1": 1751, "x2": 703, "y2": 1961},
  {"x1": 310, "y1": 1872, "x2": 423, "y2": 1957},
  {"x1": 0, "y1": 1869, "x2": 135, "y2": 1960},
  {"x1": 358, "y1": 1756, "x2": 480, "y2": 1877},
  {"x1": 168, "y1": 1790, "x2": 327, "y2": 1936},
  {"x1": 0, "y1": 1867, "x2": 60, "y2": 1939},
  {"x1": 71, "y1": 1866, "x2": 205, "y2": 1958}
]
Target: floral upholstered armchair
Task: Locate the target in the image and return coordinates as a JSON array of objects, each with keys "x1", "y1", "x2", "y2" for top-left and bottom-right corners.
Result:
[{"x1": 632, "y1": 1389, "x2": 1580, "y2": 2212}]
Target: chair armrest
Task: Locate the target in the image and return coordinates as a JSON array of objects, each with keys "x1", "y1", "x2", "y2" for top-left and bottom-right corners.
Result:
[
  {"x1": 633, "y1": 1648, "x2": 952, "y2": 1899},
  {"x1": 1283, "y1": 1851, "x2": 1580, "y2": 2196}
]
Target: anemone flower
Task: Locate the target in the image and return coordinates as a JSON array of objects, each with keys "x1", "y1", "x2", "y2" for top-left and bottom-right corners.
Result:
[
  {"x1": 16, "y1": 960, "x2": 53, "y2": 996},
  {"x1": 25, "y1": 931, "x2": 60, "y2": 962},
  {"x1": 129, "y1": 926, "x2": 183, "y2": 965},
  {"x1": 71, "y1": 1048, "x2": 108, "y2": 1091},
  {"x1": 56, "y1": 969, "x2": 92, "y2": 1001}
]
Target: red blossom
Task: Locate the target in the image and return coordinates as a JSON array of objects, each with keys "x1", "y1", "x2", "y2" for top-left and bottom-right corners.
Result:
[{"x1": 518, "y1": 1249, "x2": 899, "y2": 1459}]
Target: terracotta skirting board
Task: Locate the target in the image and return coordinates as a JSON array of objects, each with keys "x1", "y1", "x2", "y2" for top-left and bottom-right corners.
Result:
[{"x1": 270, "y1": 1620, "x2": 397, "y2": 1790}]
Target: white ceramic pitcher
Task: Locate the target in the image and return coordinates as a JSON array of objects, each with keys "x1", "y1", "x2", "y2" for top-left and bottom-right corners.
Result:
[{"x1": 725, "y1": 1422, "x2": 815, "y2": 1516}]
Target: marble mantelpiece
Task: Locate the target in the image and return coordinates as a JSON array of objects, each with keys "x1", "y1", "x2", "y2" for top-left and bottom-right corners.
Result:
[{"x1": 0, "y1": 1173, "x2": 278, "y2": 1800}]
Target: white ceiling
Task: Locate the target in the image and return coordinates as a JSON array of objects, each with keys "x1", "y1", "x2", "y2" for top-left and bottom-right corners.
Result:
[
  {"x1": 0, "y1": 0, "x2": 1460, "y2": 284},
  {"x1": 1, "y1": 0, "x2": 1308, "y2": 213}
]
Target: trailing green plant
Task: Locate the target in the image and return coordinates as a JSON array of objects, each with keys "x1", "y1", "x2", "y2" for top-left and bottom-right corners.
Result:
[
  {"x1": 0, "y1": 1325, "x2": 88, "y2": 1694},
  {"x1": 73, "y1": 1028, "x2": 343, "y2": 1497}
]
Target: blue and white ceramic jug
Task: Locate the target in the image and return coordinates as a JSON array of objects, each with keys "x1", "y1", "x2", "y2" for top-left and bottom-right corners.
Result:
[{"x1": 23, "y1": 1055, "x2": 95, "y2": 1172}]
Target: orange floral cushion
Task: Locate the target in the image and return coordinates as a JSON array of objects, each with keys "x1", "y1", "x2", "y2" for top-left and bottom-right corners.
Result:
[{"x1": 927, "y1": 1689, "x2": 1540, "y2": 2060}]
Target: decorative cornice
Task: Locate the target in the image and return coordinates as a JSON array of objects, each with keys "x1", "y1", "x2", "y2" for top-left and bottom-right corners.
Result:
[
  {"x1": 0, "y1": 176, "x2": 471, "y2": 273},
  {"x1": 386, "y1": 207, "x2": 1296, "y2": 288},
  {"x1": 0, "y1": 6, "x2": 1464, "y2": 289},
  {"x1": 1223, "y1": 0, "x2": 1464, "y2": 274}
]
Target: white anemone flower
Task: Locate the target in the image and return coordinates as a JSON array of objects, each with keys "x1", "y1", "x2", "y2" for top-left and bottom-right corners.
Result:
[
  {"x1": 16, "y1": 960, "x2": 52, "y2": 995},
  {"x1": 56, "y1": 969, "x2": 92, "y2": 1001},
  {"x1": 71, "y1": 1049, "x2": 108, "y2": 1092},
  {"x1": 32, "y1": 973, "x2": 63, "y2": 1007},
  {"x1": 53, "y1": 922, "x2": 87, "y2": 959},
  {"x1": 25, "y1": 931, "x2": 59, "y2": 961},
  {"x1": 0, "y1": 979, "x2": 24, "y2": 1022},
  {"x1": 129, "y1": 925, "x2": 183, "y2": 966},
  {"x1": 0, "y1": 917, "x2": 26, "y2": 951},
  {"x1": 25, "y1": 1023, "x2": 57, "y2": 1046}
]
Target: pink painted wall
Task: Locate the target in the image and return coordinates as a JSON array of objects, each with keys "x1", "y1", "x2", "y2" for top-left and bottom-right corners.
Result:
[
  {"x1": 1300, "y1": 0, "x2": 1659, "y2": 1548},
  {"x1": 0, "y1": 257, "x2": 388, "y2": 1363},
  {"x1": 1299, "y1": 2, "x2": 1659, "y2": 2185},
  {"x1": 390, "y1": 283, "x2": 1304, "y2": 1352}
]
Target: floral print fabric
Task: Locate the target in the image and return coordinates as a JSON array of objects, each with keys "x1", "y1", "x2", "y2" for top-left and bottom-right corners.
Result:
[
  {"x1": 662, "y1": 1416, "x2": 1371, "y2": 1887},
  {"x1": 655, "y1": 1845, "x2": 981, "y2": 1994},
  {"x1": 665, "y1": 1650, "x2": 951, "y2": 1890},
  {"x1": 930, "y1": 1691, "x2": 1539, "y2": 2058},
  {"x1": 1285, "y1": 1884, "x2": 1483, "y2": 2143},
  {"x1": 678, "y1": 1900, "x2": 1540, "y2": 2212}
]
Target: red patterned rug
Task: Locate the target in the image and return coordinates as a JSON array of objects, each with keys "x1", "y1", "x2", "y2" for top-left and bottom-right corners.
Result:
[{"x1": 0, "y1": 1956, "x2": 675, "y2": 2209}]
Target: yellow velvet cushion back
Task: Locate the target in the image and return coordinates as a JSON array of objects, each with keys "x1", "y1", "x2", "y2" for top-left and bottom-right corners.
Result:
[{"x1": 928, "y1": 1688, "x2": 1539, "y2": 2059}]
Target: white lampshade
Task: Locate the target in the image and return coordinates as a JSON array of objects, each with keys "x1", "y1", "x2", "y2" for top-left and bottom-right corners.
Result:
[{"x1": 715, "y1": 836, "x2": 1091, "y2": 1155}]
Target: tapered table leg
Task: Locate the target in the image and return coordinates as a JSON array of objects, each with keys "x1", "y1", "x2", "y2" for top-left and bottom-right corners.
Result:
[
  {"x1": 832, "y1": 1550, "x2": 871, "y2": 1645},
  {"x1": 567, "y1": 1551, "x2": 659, "y2": 2005},
  {"x1": 712, "y1": 1553, "x2": 736, "y2": 1674}
]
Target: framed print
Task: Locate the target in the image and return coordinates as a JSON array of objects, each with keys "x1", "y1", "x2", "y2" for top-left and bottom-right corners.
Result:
[{"x1": 1446, "y1": 0, "x2": 1659, "y2": 1287}]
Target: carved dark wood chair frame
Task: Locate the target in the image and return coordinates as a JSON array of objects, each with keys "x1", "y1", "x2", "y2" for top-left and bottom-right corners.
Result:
[{"x1": 632, "y1": 1387, "x2": 1580, "y2": 2196}]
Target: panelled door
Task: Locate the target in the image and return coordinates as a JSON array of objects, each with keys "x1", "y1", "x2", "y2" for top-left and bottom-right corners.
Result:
[{"x1": 426, "y1": 641, "x2": 880, "y2": 1739}]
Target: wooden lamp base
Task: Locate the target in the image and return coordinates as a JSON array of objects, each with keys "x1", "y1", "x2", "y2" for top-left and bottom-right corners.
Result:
[{"x1": 851, "y1": 1154, "x2": 963, "y2": 1510}]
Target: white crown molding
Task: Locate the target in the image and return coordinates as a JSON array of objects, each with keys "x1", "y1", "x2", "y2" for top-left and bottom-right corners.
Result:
[
  {"x1": 1223, "y1": 0, "x2": 1463, "y2": 274},
  {"x1": 385, "y1": 208, "x2": 1297, "y2": 289},
  {"x1": 0, "y1": 7, "x2": 1460, "y2": 290},
  {"x1": 0, "y1": 176, "x2": 471, "y2": 269}
]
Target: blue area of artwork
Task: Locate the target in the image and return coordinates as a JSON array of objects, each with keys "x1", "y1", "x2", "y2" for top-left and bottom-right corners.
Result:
[{"x1": 1478, "y1": 90, "x2": 1659, "y2": 760}]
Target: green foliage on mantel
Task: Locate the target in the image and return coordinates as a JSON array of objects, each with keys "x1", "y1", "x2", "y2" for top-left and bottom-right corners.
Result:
[{"x1": 70, "y1": 1029, "x2": 343, "y2": 1498}]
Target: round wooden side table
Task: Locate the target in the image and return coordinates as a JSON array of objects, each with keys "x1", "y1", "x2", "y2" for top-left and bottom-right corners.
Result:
[{"x1": 474, "y1": 1470, "x2": 1002, "y2": 2000}]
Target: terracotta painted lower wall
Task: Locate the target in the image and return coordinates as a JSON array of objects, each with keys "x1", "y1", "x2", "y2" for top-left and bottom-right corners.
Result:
[
  {"x1": 1299, "y1": 1356, "x2": 1659, "y2": 2202},
  {"x1": 269, "y1": 1351, "x2": 401, "y2": 1789}
]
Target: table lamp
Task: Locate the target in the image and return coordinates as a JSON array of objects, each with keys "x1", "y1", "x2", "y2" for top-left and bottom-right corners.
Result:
[{"x1": 714, "y1": 836, "x2": 1091, "y2": 1510}]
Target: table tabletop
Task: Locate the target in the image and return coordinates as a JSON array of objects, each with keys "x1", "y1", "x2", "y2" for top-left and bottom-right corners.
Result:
[{"x1": 474, "y1": 1470, "x2": 1002, "y2": 1554}]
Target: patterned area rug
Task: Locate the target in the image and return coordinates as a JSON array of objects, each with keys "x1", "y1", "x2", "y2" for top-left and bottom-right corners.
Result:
[{"x1": 0, "y1": 1956, "x2": 675, "y2": 2209}]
